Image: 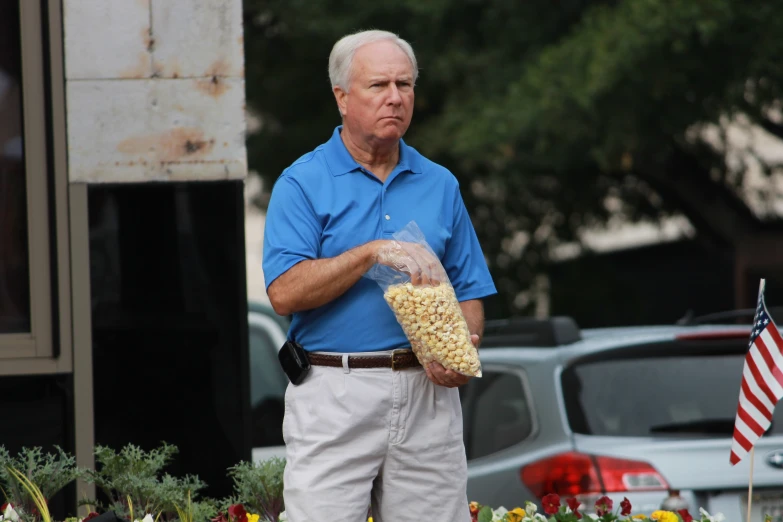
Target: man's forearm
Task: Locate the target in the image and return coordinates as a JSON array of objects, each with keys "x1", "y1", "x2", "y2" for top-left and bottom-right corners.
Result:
[
  {"x1": 267, "y1": 242, "x2": 379, "y2": 316},
  {"x1": 460, "y1": 299, "x2": 485, "y2": 347}
]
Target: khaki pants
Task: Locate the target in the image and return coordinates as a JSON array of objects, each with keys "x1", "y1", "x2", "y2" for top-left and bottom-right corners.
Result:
[{"x1": 282, "y1": 354, "x2": 471, "y2": 522}]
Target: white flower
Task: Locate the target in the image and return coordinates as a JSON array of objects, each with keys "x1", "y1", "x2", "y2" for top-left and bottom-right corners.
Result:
[
  {"x1": 2, "y1": 505, "x2": 19, "y2": 522},
  {"x1": 533, "y1": 514, "x2": 548, "y2": 522},
  {"x1": 278, "y1": 512, "x2": 288, "y2": 522},
  {"x1": 492, "y1": 507, "x2": 508, "y2": 521},
  {"x1": 698, "y1": 508, "x2": 726, "y2": 522},
  {"x1": 524, "y1": 501, "x2": 537, "y2": 517}
]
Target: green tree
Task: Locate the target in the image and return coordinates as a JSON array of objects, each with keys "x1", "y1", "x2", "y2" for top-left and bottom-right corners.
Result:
[{"x1": 243, "y1": 0, "x2": 783, "y2": 317}]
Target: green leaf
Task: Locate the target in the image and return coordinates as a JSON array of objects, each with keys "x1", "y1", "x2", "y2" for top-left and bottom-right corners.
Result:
[{"x1": 478, "y1": 506, "x2": 494, "y2": 522}]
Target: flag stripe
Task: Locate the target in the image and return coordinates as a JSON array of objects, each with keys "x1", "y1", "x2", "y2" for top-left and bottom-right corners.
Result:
[
  {"x1": 735, "y1": 414, "x2": 761, "y2": 444},
  {"x1": 769, "y1": 323, "x2": 783, "y2": 354},
  {"x1": 732, "y1": 438, "x2": 748, "y2": 458},
  {"x1": 743, "y1": 364, "x2": 776, "y2": 415},
  {"x1": 730, "y1": 451, "x2": 741, "y2": 465},
  {"x1": 741, "y1": 378, "x2": 773, "y2": 420},
  {"x1": 756, "y1": 334, "x2": 783, "y2": 398},
  {"x1": 733, "y1": 425, "x2": 753, "y2": 453},
  {"x1": 737, "y1": 406, "x2": 765, "y2": 437},
  {"x1": 739, "y1": 388, "x2": 772, "y2": 429},
  {"x1": 731, "y1": 437, "x2": 748, "y2": 463},
  {"x1": 747, "y1": 351, "x2": 779, "y2": 404},
  {"x1": 760, "y1": 330, "x2": 783, "y2": 393}
]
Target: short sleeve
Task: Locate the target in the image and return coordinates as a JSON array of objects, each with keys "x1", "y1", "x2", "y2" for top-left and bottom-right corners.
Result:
[
  {"x1": 441, "y1": 184, "x2": 497, "y2": 302},
  {"x1": 262, "y1": 175, "x2": 322, "y2": 290}
]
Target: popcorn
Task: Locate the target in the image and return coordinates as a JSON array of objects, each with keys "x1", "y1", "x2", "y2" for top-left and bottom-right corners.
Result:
[{"x1": 384, "y1": 282, "x2": 482, "y2": 377}]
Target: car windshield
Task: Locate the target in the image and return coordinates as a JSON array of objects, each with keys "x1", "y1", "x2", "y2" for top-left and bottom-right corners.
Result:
[{"x1": 561, "y1": 344, "x2": 783, "y2": 437}]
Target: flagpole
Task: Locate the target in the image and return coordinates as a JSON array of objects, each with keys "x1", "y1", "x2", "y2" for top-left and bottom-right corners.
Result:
[
  {"x1": 747, "y1": 447, "x2": 755, "y2": 522},
  {"x1": 747, "y1": 278, "x2": 765, "y2": 522}
]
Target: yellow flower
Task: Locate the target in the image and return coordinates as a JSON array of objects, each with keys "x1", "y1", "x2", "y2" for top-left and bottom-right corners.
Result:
[
  {"x1": 247, "y1": 515, "x2": 259, "y2": 522},
  {"x1": 506, "y1": 507, "x2": 526, "y2": 522},
  {"x1": 368, "y1": 518, "x2": 373, "y2": 522},
  {"x1": 650, "y1": 511, "x2": 679, "y2": 522}
]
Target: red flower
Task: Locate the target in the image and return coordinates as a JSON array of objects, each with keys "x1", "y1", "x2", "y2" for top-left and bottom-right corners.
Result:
[
  {"x1": 566, "y1": 497, "x2": 582, "y2": 519},
  {"x1": 228, "y1": 504, "x2": 248, "y2": 522},
  {"x1": 83, "y1": 512, "x2": 100, "y2": 522},
  {"x1": 620, "y1": 498, "x2": 632, "y2": 516},
  {"x1": 678, "y1": 509, "x2": 694, "y2": 522},
  {"x1": 542, "y1": 493, "x2": 561, "y2": 515},
  {"x1": 469, "y1": 501, "x2": 480, "y2": 522},
  {"x1": 0, "y1": 503, "x2": 10, "y2": 511},
  {"x1": 595, "y1": 496, "x2": 613, "y2": 517}
]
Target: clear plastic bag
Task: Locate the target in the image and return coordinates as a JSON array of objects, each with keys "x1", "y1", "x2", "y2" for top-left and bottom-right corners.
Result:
[{"x1": 366, "y1": 221, "x2": 482, "y2": 377}]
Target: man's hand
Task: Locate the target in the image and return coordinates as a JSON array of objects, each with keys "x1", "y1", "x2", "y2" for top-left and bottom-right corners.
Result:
[
  {"x1": 424, "y1": 334, "x2": 480, "y2": 388},
  {"x1": 375, "y1": 240, "x2": 444, "y2": 286}
]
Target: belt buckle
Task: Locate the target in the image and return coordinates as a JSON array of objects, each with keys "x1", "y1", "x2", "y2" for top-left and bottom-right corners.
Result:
[{"x1": 391, "y1": 349, "x2": 408, "y2": 371}]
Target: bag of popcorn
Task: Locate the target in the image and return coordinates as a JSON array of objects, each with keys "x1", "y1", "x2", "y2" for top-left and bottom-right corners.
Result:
[{"x1": 366, "y1": 221, "x2": 482, "y2": 377}]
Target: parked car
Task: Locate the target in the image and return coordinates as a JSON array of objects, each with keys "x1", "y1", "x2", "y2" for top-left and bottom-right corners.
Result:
[
  {"x1": 248, "y1": 305, "x2": 783, "y2": 519},
  {"x1": 247, "y1": 301, "x2": 289, "y2": 463},
  {"x1": 466, "y1": 314, "x2": 783, "y2": 519}
]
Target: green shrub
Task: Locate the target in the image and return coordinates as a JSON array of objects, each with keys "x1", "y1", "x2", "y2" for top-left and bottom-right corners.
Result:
[
  {"x1": 0, "y1": 446, "x2": 84, "y2": 522},
  {"x1": 225, "y1": 458, "x2": 285, "y2": 522},
  {"x1": 82, "y1": 443, "x2": 210, "y2": 521}
]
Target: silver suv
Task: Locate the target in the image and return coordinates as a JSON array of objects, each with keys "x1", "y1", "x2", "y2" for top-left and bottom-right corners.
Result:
[{"x1": 466, "y1": 315, "x2": 783, "y2": 520}]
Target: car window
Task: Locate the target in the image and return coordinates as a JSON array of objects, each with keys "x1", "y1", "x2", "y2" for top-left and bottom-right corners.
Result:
[
  {"x1": 460, "y1": 370, "x2": 533, "y2": 460},
  {"x1": 248, "y1": 323, "x2": 288, "y2": 447},
  {"x1": 562, "y1": 351, "x2": 783, "y2": 437}
]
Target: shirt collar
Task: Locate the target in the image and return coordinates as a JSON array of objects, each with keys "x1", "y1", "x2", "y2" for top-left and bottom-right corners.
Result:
[{"x1": 324, "y1": 126, "x2": 423, "y2": 177}]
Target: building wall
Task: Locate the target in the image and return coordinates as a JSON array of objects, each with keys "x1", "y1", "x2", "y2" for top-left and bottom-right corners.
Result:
[
  {"x1": 0, "y1": 0, "x2": 251, "y2": 512},
  {"x1": 56, "y1": 0, "x2": 252, "y2": 501},
  {"x1": 63, "y1": 0, "x2": 247, "y2": 183}
]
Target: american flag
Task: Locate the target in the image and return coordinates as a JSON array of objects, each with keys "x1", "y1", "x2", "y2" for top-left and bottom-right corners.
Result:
[{"x1": 731, "y1": 280, "x2": 783, "y2": 465}]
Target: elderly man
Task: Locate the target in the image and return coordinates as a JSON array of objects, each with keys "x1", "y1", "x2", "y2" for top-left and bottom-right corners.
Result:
[{"x1": 263, "y1": 29, "x2": 496, "y2": 521}]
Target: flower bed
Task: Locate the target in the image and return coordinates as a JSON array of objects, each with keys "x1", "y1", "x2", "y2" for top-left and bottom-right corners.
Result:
[
  {"x1": 0, "y1": 444, "x2": 748, "y2": 522},
  {"x1": 469, "y1": 495, "x2": 727, "y2": 522}
]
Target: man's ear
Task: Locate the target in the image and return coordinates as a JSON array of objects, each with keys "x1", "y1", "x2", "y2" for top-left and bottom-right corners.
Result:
[{"x1": 333, "y1": 86, "x2": 348, "y2": 117}]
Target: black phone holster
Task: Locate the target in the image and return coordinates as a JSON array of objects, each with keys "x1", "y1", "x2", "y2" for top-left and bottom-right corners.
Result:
[{"x1": 278, "y1": 339, "x2": 311, "y2": 385}]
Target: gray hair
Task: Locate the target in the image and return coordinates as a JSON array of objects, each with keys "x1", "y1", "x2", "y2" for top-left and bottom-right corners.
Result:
[{"x1": 328, "y1": 30, "x2": 418, "y2": 92}]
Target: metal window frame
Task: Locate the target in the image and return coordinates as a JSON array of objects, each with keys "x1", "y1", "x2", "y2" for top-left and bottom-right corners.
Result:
[{"x1": 0, "y1": 0, "x2": 73, "y2": 374}]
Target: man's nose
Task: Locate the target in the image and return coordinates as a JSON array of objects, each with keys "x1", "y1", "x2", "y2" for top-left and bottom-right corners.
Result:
[{"x1": 387, "y1": 84, "x2": 402, "y2": 105}]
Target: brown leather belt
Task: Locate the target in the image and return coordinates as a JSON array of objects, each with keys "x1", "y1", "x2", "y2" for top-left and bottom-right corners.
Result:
[{"x1": 308, "y1": 349, "x2": 420, "y2": 370}]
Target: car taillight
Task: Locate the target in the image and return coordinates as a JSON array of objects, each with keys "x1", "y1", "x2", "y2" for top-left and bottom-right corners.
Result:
[{"x1": 520, "y1": 452, "x2": 668, "y2": 498}]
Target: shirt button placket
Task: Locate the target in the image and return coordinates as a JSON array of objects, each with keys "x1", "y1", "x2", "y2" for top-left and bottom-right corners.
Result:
[{"x1": 381, "y1": 186, "x2": 393, "y2": 234}]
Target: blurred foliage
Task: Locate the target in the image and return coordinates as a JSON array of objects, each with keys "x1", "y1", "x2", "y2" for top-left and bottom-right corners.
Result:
[
  {"x1": 243, "y1": 0, "x2": 783, "y2": 317},
  {"x1": 82, "y1": 443, "x2": 210, "y2": 521}
]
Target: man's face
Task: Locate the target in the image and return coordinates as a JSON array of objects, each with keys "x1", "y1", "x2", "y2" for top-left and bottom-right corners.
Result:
[{"x1": 335, "y1": 40, "x2": 415, "y2": 146}]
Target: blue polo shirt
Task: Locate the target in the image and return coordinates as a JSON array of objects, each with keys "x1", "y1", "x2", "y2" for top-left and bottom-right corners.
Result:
[{"x1": 263, "y1": 126, "x2": 496, "y2": 353}]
